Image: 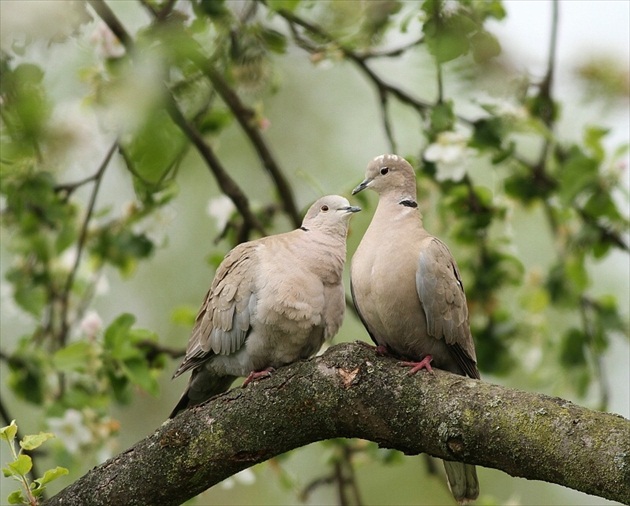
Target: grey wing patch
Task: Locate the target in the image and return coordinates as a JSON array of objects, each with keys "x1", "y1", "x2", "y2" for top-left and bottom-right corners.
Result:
[
  {"x1": 172, "y1": 244, "x2": 256, "y2": 379},
  {"x1": 416, "y1": 238, "x2": 479, "y2": 378}
]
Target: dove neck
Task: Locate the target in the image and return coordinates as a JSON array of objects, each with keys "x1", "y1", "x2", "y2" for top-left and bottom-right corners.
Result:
[
  {"x1": 301, "y1": 229, "x2": 347, "y2": 283},
  {"x1": 374, "y1": 192, "x2": 423, "y2": 224}
]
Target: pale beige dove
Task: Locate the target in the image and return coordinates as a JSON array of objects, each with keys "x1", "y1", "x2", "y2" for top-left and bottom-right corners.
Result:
[
  {"x1": 170, "y1": 195, "x2": 360, "y2": 418},
  {"x1": 350, "y1": 154, "x2": 480, "y2": 503}
]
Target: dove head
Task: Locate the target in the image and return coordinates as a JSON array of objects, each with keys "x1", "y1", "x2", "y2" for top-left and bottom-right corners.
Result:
[
  {"x1": 352, "y1": 154, "x2": 417, "y2": 199},
  {"x1": 301, "y1": 195, "x2": 361, "y2": 235}
]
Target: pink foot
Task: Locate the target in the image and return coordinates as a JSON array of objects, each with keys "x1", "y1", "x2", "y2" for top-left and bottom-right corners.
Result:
[
  {"x1": 400, "y1": 355, "x2": 434, "y2": 375},
  {"x1": 242, "y1": 367, "x2": 275, "y2": 387}
]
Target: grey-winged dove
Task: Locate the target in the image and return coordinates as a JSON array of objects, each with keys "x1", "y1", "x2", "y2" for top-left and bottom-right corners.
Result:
[
  {"x1": 169, "y1": 195, "x2": 360, "y2": 418},
  {"x1": 350, "y1": 154, "x2": 480, "y2": 503}
]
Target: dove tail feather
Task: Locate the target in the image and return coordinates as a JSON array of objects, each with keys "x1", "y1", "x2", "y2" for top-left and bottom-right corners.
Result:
[
  {"x1": 169, "y1": 371, "x2": 236, "y2": 418},
  {"x1": 443, "y1": 460, "x2": 479, "y2": 504}
]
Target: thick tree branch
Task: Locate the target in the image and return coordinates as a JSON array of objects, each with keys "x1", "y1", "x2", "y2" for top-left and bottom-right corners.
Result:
[{"x1": 44, "y1": 342, "x2": 629, "y2": 506}]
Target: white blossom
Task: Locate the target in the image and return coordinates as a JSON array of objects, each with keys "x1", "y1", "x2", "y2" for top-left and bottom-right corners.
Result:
[
  {"x1": 47, "y1": 409, "x2": 93, "y2": 454},
  {"x1": 442, "y1": 0, "x2": 461, "y2": 16},
  {"x1": 481, "y1": 97, "x2": 529, "y2": 121},
  {"x1": 90, "y1": 22, "x2": 125, "y2": 59},
  {"x1": 424, "y1": 130, "x2": 474, "y2": 182},
  {"x1": 80, "y1": 310, "x2": 103, "y2": 338},
  {"x1": 58, "y1": 247, "x2": 79, "y2": 271},
  {"x1": 207, "y1": 195, "x2": 236, "y2": 230}
]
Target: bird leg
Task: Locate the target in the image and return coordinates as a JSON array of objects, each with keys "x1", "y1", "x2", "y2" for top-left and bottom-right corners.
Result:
[
  {"x1": 400, "y1": 355, "x2": 434, "y2": 375},
  {"x1": 242, "y1": 367, "x2": 275, "y2": 387}
]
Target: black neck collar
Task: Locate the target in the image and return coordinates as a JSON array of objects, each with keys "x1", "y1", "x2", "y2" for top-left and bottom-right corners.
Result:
[{"x1": 399, "y1": 199, "x2": 418, "y2": 208}]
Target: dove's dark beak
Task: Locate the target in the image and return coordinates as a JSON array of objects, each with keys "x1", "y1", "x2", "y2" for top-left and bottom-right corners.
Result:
[{"x1": 352, "y1": 179, "x2": 371, "y2": 195}]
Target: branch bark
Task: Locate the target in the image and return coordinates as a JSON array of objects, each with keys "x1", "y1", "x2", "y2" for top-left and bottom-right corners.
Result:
[{"x1": 43, "y1": 342, "x2": 630, "y2": 506}]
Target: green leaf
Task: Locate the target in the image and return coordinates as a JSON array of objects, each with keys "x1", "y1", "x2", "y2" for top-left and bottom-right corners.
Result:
[
  {"x1": 198, "y1": 109, "x2": 233, "y2": 135},
  {"x1": 471, "y1": 118, "x2": 503, "y2": 150},
  {"x1": 92, "y1": 228, "x2": 154, "y2": 276},
  {"x1": 3, "y1": 63, "x2": 51, "y2": 148},
  {"x1": 260, "y1": 28, "x2": 287, "y2": 54},
  {"x1": 123, "y1": 109, "x2": 186, "y2": 186},
  {"x1": 12, "y1": 282, "x2": 47, "y2": 318},
  {"x1": 558, "y1": 147, "x2": 599, "y2": 204},
  {"x1": 128, "y1": 328, "x2": 157, "y2": 344},
  {"x1": 197, "y1": 0, "x2": 227, "y2": 17},
  {"x1": 35, "y1": 466, "x2": 69, "y2": 487},
  {"x1": 473, "y1": 310, "x2": 516, "y2": 376},
  {"x1": 7, "y1": 345, "x2": 46, "y2": 405},
  {"x1": 121, "y1": 358, "x2": 159, "y2": 396},
  {"x1": 430, "y1": 101, "x2": 455, "y2": 134},
  {"x1": 565, "y1": 255, "x2": 589, "y2": 292},
  {"x1": 171, "y1": 305, "x2": 197, "y2": 326},
  {"x1": 7, "y1": 454, "x2": 32, "y2": 477},
  {"x1": 560, "y1": 329, "x2": 587, "y2": 367},
  {"x1": 583, "y1": 125, "x2": 609, "y2": 162},
  {"x1": 583, "y1": 191, "x2": 622, "y2": 223},
  {"x1": 424, "y1": 17, "x2": 470, "y2": 63},
  {"x1": 104, "y1": 313, "x2": 137, "y2": 360},
  {"x1": 470, "y1": 30, "x2": 501, "y2": 62},
  {"x1": 53, "y1": 342, "x2": 94, "y2": 373},
  {"x1": 527, "y1": 92, "x2": 558, "y2": 124},
  {"x1": 7, "y1": 490, "x2": 26, "y2": 505},
  {"x1": 596, "y1": 295, "x2": 628, "y2": 334},
  {"x1": 504, "y1": 171, "x2": 556, "y2": 203},
  {"x1": 0, "y1": 421, "x2": 18, "y2": 443},
  {"x1": 20, "y1": 432, "x2": 54, "y2": 451},
  {"x1": 267, "y1": 0, "x2": 301, "y2": 12}
]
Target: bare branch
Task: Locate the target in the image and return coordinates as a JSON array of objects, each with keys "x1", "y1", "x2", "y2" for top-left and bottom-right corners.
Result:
[
  {"x1": 43, "y1": 342, "x2": 630, "y2": 506},
  {"x1": 58, "y1": 141, "x2": 116, "y2": 346},
  {"x1": 136, "y1": 1, "x2": 302, "y2": 229},
  {"x1": 87, "y1": 0, "x2": 266, "y2": 237},
  {"x1": 204, "y1": 67, "x2": 302, "y2": 228},
  {"x1": 275, "y1": 7, "x2": 434, "y2": 118}
]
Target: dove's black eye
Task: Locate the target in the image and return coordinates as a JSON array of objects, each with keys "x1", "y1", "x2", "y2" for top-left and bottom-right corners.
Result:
[
  {"x1": 321, "y1": 205, "x2": 329, "y2": 211},
  {"x1": 380, "y1": 167, "x2": 389, "y2": 175}
]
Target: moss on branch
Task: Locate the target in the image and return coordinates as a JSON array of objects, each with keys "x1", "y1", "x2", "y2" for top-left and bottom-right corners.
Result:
[{"x1": 44, "y1": 342, "x2": 630, "y2": 506}]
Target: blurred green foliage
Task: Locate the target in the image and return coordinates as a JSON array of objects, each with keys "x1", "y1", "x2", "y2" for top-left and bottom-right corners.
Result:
[{"x1": 0, "y1": 0, "x2": 628, "y2": 504}]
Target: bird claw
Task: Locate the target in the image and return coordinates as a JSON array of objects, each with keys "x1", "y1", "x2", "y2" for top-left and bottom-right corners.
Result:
[
  {"x1": 242, "y1": 367, "x2": 275, "y2": 387},
  {"x1": 400, "y1": 355, "x2": 434, "y2": 375}
]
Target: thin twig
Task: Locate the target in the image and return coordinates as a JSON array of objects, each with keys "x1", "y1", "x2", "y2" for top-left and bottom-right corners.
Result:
[
  {"x1": 357, "y1": 36, "x2": 425, "y2": 59},
  {"x1": 204, "y1": 67, "x2": 301, "y2": 228},
  {"x1": 138, "y1": 0, "x2": 301, "y2": 228},
  {"x1": 334, "y1": 459, "x2": 349, "y2": 506},
  {"x1": 378, "y1": 87, "x2": 397, "y2": 153},
  {"x1": 276, "y1": 6, "x2": 434, "y2": 117},
  {"x1": 138, "y1": 340, "x2": 185, "y2": 361},
  {"x1": 58, "y1": 141, "x2": 116, "y2": 346},
  {"x1": 539, "y1": 0, "x2": 559, "y2": 128},
  {"x1": 88, "y1": 0, "x2": 266, "y2": 237},
  {"x1": 87, "y1": 0, "x2": 133, "y2": 49},
  {"x1": 164, "y1": 95, "x2": 266, "y2": 236},
  {"x1": 343, "y1": 444, "x2": 363, "y2": 506},
  {"x1": 55, "y1": 171, "x2": 103, "y2": 198}
]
